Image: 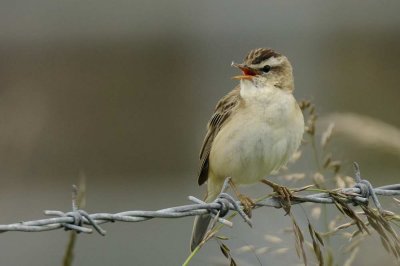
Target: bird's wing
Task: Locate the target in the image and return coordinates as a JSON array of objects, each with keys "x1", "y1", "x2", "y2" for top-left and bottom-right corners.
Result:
[{"x1": 198, "y1": 86, "x2": 241, "y2": 185}]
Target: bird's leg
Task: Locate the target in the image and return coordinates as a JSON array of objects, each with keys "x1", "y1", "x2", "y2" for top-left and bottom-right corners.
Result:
[
  {"x1": 228, "y1": 179, "x2": 255, "y2": 218},
  {"x1": 261, "y1": 179, "x2": 292, "y2": 214}
]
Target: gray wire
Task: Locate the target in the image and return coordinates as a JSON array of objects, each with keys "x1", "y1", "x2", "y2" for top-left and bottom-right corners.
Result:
[{"x1": 0, "y1": 177, "x2": 399, "y2": 235}]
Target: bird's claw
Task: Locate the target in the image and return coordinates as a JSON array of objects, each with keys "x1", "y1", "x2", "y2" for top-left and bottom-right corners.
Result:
[
  {"x1": 262, "y1": 179, "x2": 292, "y2": 214},
  {"x1": 238, "y1": 194, "x2": 255, "y2": 218},
  {"x1": 272, "y1": 184, "x2": 292, "y2": 214}
]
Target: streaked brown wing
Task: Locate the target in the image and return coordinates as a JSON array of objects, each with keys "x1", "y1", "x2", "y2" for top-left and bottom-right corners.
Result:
[{"x1": 198, "y1": 86, "x2": 241, "y2": 185}]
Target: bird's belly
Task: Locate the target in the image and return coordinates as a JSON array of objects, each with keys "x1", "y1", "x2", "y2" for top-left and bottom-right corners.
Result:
[{"x1": 209, "y1": 108, "x2": 302, "y2": 185}]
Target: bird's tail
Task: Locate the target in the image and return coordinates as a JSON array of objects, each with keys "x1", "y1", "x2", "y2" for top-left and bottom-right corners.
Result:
[
  {"x1": 190, "y1": 190, "x2": 219, "y2": 252},
  {"x1": 190, "y1": 213, "x2": 212, "y2": 252}
]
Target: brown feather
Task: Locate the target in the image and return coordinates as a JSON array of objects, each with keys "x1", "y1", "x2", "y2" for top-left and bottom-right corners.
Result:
[{"x1": 197, "y1": 86, "x2": 242, "y2": 185}]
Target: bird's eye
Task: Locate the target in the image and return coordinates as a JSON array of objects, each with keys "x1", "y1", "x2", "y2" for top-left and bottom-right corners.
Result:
[{"x1": 261, "y1": 65, "x2": 271, "y2": 73}]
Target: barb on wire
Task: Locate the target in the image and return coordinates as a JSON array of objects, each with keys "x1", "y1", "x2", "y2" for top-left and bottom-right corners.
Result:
[{"x1": 0, "y1": 166, "x2": 399, "y2": 236}]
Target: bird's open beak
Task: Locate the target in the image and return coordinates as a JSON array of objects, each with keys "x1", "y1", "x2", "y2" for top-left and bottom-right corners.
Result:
[{"x1": 231, "y1": 62, "x2": 257, "y2": 80}]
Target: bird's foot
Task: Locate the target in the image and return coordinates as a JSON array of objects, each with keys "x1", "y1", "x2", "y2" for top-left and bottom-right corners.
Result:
[
  {"x1": 228, "y1": 179, "x2": 255, "y2": 217},
  {"x1": 238, "y1": 194, "x2": 255, "y2": 218},
  {"x1": 261, "y1": 179, "x2": 292, "y2": 214}
]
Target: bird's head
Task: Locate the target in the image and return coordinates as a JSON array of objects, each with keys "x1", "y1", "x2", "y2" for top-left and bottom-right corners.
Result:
[{"x1": 232, "y1": 48, "x2": 294, "y2": 91}]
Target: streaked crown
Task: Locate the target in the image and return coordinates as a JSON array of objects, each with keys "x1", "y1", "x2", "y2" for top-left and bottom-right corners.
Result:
[{"x1": 244, "y1": 48, "x2": 281, "y2": 66}]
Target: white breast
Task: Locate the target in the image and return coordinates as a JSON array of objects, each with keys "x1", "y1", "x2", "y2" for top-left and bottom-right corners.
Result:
[{"x1": 208, "y1": 80, "x2": 304, "y2": 186}]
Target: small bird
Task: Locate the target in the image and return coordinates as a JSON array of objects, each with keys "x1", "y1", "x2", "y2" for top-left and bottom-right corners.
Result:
[{"x1": 190, "y1": 48, "x2": 305, "y2": 251}]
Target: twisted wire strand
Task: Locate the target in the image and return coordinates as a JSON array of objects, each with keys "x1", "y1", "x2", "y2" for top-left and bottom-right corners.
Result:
[{"x1": 0, "y1": 176, "x2": 399, "y2": 235}]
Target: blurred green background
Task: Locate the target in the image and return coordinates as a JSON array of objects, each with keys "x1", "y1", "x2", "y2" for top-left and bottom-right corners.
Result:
[{"x1": 0, "y1": 1, "x2": 399, "y2": 265}]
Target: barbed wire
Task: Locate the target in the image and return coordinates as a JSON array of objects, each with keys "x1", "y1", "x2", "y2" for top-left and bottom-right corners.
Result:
[{"x1": 0, "y1": 163, "x2": 399, "y2": 236}]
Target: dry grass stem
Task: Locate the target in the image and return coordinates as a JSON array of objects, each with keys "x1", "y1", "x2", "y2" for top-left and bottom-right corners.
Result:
[{"x1": 326, "y1": 113, "x2": 400, "y2": 156}]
